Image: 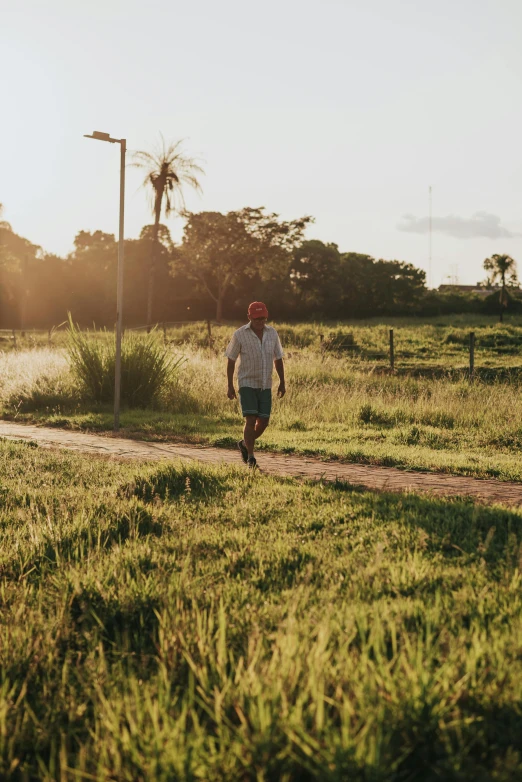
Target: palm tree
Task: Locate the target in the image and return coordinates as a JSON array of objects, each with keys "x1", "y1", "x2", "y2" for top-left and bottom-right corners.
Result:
[
  {"x1": 483, "y1": 253, "x2": 518, "y2": 322},
  {"x1": 133, "y1": 136, "x2": 203, "y2": 330}
]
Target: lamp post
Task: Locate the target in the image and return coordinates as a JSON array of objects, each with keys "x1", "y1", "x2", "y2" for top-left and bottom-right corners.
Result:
[{"x1": 84, "y1": 131, "x2": 126, "y2": 432}]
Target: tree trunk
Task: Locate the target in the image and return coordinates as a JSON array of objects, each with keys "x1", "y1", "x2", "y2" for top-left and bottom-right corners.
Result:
[
  {"x1": 215, "y1": 277, "x2": 231, "y2": 324},
  {"x1": 20, "y1": 255, "x2": 29, "y2": 334},
  {"x1": 216, "y1": 295, "x2": 223, "y2": 323},
  {"x1": 146, "y1": 214, "x2": 161, "y2": 333}
]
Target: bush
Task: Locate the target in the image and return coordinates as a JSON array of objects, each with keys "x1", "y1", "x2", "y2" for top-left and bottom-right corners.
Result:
[
  {"x1": 358, "y1": 403, "x2": 392, "y2": 426},
  {"x1": 66, "y1": 317, "x2": 184, "y2": 407},
  {"x1": 323, "y1": 330, "x2": 357, "y2": 352}
]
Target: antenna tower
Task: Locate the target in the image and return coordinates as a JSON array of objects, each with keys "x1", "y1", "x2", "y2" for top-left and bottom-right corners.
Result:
[{"x1": 428, "y1": 185, "x2": 432, "y2": 288}]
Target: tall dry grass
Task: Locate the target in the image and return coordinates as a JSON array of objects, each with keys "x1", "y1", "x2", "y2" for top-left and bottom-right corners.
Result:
[
  {"x1": 0, "y1": 348, "x2": 75, "y2": 413},
  {"x1": 2, "y1": 322, "x2": 522, "y2": 478},
  {"x1": 2, "y1": 342, "x2": 522, "y2": 441}
]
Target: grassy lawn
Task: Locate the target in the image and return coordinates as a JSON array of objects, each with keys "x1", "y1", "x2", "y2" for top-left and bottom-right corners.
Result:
[
  {"x1": 3, "y1": 316, "x2": 522, "y2": 481},
  {"x1": 2, "y1": 439, "x2": 522, "y2": 779}
]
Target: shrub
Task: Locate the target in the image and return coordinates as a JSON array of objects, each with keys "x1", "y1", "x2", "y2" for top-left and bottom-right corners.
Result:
[
  {"x1": 323, "y1": 330, "x2": 357, "y2": 352},
  {"x1": 66, "y1": 317, "x2": 184, "y2": 407},
  {"x1": 286, "y1": 419, "x2": 308, "y2": 431},
  {"x1": 358, "y1": 403, "x2": 392, "y2": 426}
]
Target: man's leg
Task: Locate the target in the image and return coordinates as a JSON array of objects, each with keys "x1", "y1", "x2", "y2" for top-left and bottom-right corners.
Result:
[
  {"x1": 253, "y1": 391, "x2": 272, "y2": 444},
  {"x1": 254, "y1": 417, "x2": 269, "y2": 439},
  {"x1": 238, "y1": 388, "x2": 259, "y2": 462},
  {"x1": 243, "y1": 415, "x2": 257, "y2": 458},
  {"x1": 239, "y1": 389, "x2": 270, "y2": 464}
]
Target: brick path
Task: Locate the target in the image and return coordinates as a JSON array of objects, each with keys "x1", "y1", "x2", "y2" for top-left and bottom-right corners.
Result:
[{"x1": 1, "y1": 421, "x2": 522, "y2": 508}]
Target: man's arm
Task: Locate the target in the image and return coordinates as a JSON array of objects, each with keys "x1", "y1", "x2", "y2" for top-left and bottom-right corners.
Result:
[
  {"x1": 225, "y1": 332, "x2": 240, "y2": 400},
  {"x1": 227, "y1": 358, "x2": 237, "y2": 399},
  {"x1": 275, "y1": 358, "x2": 286, "y2": 398}
]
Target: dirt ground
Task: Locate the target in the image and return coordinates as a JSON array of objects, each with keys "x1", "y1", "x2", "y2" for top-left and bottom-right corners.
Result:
[{"x1": 1, "y1": 420, "x2": 522, "y2": 508}]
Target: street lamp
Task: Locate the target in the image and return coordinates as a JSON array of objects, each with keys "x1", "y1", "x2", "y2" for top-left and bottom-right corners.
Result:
[{"x1": 84, "y1": 130, "x2": 126, "y2": 432}]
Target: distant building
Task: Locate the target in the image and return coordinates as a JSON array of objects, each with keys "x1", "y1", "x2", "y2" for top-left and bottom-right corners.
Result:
[{"x1": 438, "y1": 284, "x2": 513, "y2": 299}]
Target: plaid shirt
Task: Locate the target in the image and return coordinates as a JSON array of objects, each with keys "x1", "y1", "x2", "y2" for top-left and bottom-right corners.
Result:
[{"x1": 225, "y1": 324, "x2": 284, "y2": 390}]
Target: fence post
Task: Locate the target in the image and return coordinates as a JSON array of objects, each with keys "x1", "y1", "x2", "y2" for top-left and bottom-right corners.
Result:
[
  {"x1": 207, "y1": 320, "x2": 212, "y2": 359},
  {"x1": 389, "y1": 329, "x2": 394, "y2": 371},
  {"x1": 469, "y1": 331, "x2": 475, "y2": 380},
  {"x1": 12, "y1": 329, "x2": 17, "y2": 350}
]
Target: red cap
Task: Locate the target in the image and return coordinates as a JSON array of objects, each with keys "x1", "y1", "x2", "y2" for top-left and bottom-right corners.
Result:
[{"x1": 248, "y1": 301, "x2": 268, "y2": 318}]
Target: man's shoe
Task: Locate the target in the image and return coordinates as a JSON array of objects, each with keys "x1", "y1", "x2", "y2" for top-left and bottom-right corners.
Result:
[
  {"x1": 237, "y1": 440, "x2": 248, "y2": 464},
  {"x1": 247, "y1": 456, "x2": 257, "y2": 469}
]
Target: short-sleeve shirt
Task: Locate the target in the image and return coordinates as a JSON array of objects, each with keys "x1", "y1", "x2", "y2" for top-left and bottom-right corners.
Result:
[{"x1": 225, "y1": 324, "x2": 284, "y2": 390}]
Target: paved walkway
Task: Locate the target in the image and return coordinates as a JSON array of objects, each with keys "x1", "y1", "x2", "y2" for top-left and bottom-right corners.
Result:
[{"x1": 1, "y1": 421, "x2": 522, "y2": 508}]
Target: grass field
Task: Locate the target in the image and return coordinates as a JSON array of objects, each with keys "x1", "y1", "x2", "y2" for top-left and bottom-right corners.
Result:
[
  {"x1": 7, "y1": 314, "x2": 522, "y2": 366},
  {"x1": 3, "y1": 316, "x2": 522, "y2": 481},
  {"x1": 2, "y1": 439, "x2": 522, "y2": 779}
]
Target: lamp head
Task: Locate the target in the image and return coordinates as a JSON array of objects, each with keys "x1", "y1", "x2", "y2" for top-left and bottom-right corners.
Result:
[{"x1": 84, "y1": 131, "x2": 116, "y2": 143}]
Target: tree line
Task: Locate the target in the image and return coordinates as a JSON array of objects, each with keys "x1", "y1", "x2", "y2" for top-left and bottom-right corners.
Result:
[
  {"x1": 0, "y1": 131, "x2": 518, "y2": 327},
  {"x1": 2, "y1": 211, "x2": 516, "y2": 328},
  {"x1": 2, "y1": 206, "x2": 520, "y2": 328},
  {"x1": 0, "y1": 207, "x2": 429, "y2": 328}
]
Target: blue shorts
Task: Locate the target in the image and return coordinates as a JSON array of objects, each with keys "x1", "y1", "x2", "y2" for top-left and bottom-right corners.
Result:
[{"x1": 238, "y1": 387, "x2": 272, "y2": 418}]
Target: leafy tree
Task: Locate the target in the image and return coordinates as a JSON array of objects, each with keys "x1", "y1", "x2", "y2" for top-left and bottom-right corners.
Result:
[
  {"x1": 73, "y1": 230, "x2": 115, "y2": 255},
  {"x1": 0, "y1": 203, "x2": 10, "y2": 229},
  {"x1": 129, "y1": 225, "x2": 178, "y2": 323},
  {"x1": 67, "y1": 228, "x2": 179, "y2": 326},
  {"x1": 483, "y1": 253, "x2": 518, "y2": 322},
  {"x1": 337, "y1": 253, "x2": 377, "y2": 317},
  {"x1": 68, "y1": 231, "x2": 117, "y2": 325},
  {"x1": 336, "y1": 254, "x2": 426, "y2": 318},
  {"x1": 28, "y1": 253, "x2": 70, "y2": 328},
  {"x1": 290, "y1": 240, "x2": 342, "y2": 312},
  {"x1": 139, "y1": 223, "x2": 174, "y2": 253},
  {"x1": 133, "y1": 137, "x2": 203, "y2": 330},
  {"x1": 0, "y1": 214, "x2": 40, "y2": 327},
  {"x1": 0, "y1": 220, "x2": 39, "y2": 272},
  {"x1": 178, "y1": 207, "x2": 312, "y2": 321},
  {"x1": 370, "y1": 259, "x2": 426, "y2": 313}
]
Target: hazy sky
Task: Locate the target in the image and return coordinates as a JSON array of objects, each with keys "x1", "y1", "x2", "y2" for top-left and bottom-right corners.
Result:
[{"x1": 2, "y1": 0, "x2": 521, "y2": 286}]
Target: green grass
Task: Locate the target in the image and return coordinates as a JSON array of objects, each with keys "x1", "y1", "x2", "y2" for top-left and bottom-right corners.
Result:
[
  {"x1": 5, "y1": 316, "x2": 522, "y2": 481},
  {"x1": 2, "y1": 440, "x2": 522, "y2": 779}
]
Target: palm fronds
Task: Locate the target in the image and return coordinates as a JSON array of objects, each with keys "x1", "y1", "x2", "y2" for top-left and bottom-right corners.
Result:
[{"x1": 133, "y1": 135, "x2": 204, "y2": 219}]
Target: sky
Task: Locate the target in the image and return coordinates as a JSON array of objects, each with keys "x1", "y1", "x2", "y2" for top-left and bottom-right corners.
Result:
[{"x1": 2, "y1": 0, "x2": 521, "y2": 287}]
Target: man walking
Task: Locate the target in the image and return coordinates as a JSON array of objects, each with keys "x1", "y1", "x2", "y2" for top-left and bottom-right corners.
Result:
[{"x1": 226, "y1": 301, "x2": 286, "y2": 468}]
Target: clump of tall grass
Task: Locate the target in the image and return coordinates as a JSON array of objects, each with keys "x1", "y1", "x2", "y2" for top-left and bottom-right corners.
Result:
[{"x1": 67, "y1": 318, "x2": 184, "y2": 407}]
